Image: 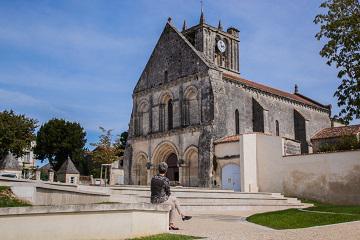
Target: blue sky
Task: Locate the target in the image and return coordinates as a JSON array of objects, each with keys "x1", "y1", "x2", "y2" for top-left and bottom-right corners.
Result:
[{"x1": 0, "y1": 0, "x2": 356, "y2": 148}]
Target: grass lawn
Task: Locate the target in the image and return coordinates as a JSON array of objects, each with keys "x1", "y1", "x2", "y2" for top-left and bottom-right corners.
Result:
[
  {"x1": 130, "y1": 233, "x2": 202, "y2": 240},
  {"x1": 0, "y1": 186, "x2": 31, "y2": 207},
  {"x1": 247, "y1": 199, "x2": 360, "y2": 229}
]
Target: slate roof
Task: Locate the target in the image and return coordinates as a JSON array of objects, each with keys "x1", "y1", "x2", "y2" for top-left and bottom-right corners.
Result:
[
  {"x1": 57, "y1": 157, "x2": 80, "y2": 174},
  {"x1": 223, "y1": 73, "x2": 331, "y2": 111},
  {"x1": 0, "y1": 153, "x2": 21, "y2": 170},
  {"x1": 311, "y1": 125, "x2": 360, "y2": 140},
  {"x1": 214, "y1": 135, "x2": 240, "y2": 144}
]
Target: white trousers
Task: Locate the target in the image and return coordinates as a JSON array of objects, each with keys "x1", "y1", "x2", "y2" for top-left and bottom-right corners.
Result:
[{"x1": 162, "y1": 195, "x2": 183, "y2": 224}]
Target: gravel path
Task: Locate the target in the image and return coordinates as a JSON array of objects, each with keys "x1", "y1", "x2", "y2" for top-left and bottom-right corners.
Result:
[{"x1": 171, "y1": 210, "x2": 360, "y2": 240}]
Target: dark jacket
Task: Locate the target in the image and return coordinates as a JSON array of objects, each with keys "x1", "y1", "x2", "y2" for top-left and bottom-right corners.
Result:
[{"x1": 150, "y1": 174, "x2": 171, "y2": 204}]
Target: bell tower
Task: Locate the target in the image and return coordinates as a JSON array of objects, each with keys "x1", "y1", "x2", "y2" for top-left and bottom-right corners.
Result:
[{"x1": 182, "y1": 11, "x2": 240, "y2": 73}]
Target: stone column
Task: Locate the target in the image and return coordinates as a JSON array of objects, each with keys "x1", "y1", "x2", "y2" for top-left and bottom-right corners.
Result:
[
  {"x1": 178, "y1": 166, "x2": 182, "y2": 185},
  {"x1": 147, "y1": 169, "x2": 151, "y2": 185},
  {"x1": 149, "y1": 95, "x2": 153, "y2": 133},
  {"x1": 179, "y1": 85, "x2": 184, "y2": 126},
  {"x1": 35, "y1": 170, "x2": 41, "y2": 181},
  {"x1": 48, "y1": 170, "x2": 54, "y2": 182}
]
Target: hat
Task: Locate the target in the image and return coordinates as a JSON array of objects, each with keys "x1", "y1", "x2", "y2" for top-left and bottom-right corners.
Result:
[{"x1": 158, "y1": 162, "x2": 168, "y2": 173}]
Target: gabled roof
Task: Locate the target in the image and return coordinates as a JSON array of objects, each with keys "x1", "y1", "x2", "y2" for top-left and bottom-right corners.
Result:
[
  {"x1": 57, "y1": 157, "x2": 79, "y2": 174},
  {"x1": 0, "y1": 153, "x2": 21, "y2": 171},
  {"x1": 134, "y1": 21, "x2": 215, "y2": 93},
  {"x1": 311, "y1": 125, "x2": 360, "y2": 140},
  {"x1": 214, "y1": 135, "x2": 240, "y2": 144},
  {"x1": 223, "y1": 73, "x2": 331, "y2": 111},
  {"x1": 167, "y1": 22, "x2": 215, "y2": 69}
]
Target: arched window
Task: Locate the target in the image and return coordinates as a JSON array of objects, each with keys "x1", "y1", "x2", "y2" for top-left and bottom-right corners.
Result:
[
  {"x1": 138, "y1": 112, "x2": 143, "y2": 135},
  {"x1": 275, "y1": 120, "x2": 279, "y2": 136},
  {"x1": 167, "y1": 99, "x2": 173, "y2": 130},
  {"x1": 252, "y1": 98, "x2": 264, "y2": 133},
  {"x1": 134, "y1": 116, "x2": 140, "y2": 136},
  {"x1": 183, "y1": 99, "x2": 190, "y2": 126},
  {"x1": 159, "y1": 104, "x2": 165, "y2": 132},
  {"x1": 183, "y1": 86, "x2": 198, "y2": 126},
  {"x1": 136, "y1": 101, "x2": 149, "y2": 136},
  {"x1": 235, "y1": 109, "x2": 240, "y2": 134},
  {"x1": 294, "y1": 110, "x2": 308, "y2": 153},
  {"x1": 164, "y1": 70, "x2": 168, "y2": 82}
]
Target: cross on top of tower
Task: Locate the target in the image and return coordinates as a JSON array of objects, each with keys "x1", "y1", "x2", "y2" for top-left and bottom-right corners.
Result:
[{"x1": 199, "y1": 0, "x2": 205, "y2": 24}]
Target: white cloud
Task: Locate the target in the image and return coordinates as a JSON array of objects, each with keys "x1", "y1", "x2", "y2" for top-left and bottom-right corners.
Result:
[{"x1": 0, "y1": 88, "x2": 63, "y2": 114}]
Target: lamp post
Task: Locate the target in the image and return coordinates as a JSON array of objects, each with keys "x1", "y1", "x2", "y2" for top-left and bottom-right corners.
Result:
[{"x1": 146, "y1": 162, "x2": 153, "y2": 185}]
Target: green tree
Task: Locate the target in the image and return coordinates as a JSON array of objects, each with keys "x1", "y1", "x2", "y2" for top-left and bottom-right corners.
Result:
[
  {"x1": 314, "y1": 0, "x2": 360, "y2": 123},
  {"x1": 0, "y1": 110, "x2": 37, "y2": 159},
  {"x1": 114, "y1": 131, "x2": 128, "y2": 157},
  {"x1": 34, "y1": 118, "x2": 86, "y2": 171},
  {"x1": 89, "y1": 127, "x2": 119, "y2": 177}
]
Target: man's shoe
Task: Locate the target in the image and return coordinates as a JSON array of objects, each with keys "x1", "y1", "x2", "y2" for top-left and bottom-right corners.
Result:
[
  {"x1": 182, "y1": 216, "x2": 192, "y2": 221},
  {"x1": 169, "y1": 225, "x2": 179, "y2": 230}
]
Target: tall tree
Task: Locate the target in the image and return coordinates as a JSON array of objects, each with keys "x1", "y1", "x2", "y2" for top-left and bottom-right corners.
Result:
[
  {"x1": 34, "y1": 119, "x2": 86, "y2": 170},
  {"x1": 0, "y1": 110, "x2": 37, "y2": 159},
  {"x1": 314, "y1": 0, "x2": 360, "y2": 123},
  {"x1": 89, "y1": 127, "x2": 119, "y2": 177},
  {"x1": 114, "y1": 131, "x2": 128, "y2": 157}
]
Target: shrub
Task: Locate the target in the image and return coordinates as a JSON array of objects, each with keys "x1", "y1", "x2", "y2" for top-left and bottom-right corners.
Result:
[{"x1": 319, "y1": 135, "x2": 360, "y2": 152}]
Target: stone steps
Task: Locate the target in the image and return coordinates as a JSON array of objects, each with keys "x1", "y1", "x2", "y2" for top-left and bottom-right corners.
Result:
[
  {"x1": 109, "y1": 186, "x2": 304, "y2": 211},
  {"x1": 137, "y1": 196, "x2": 299, "y2": 205}
]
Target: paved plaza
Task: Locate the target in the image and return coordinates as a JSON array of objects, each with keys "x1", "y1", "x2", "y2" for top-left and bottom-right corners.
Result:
[{"x1": 173, "y1": 211, "x2": 360, "y2": 240}]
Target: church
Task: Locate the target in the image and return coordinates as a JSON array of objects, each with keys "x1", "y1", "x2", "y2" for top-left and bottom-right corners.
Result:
[{"x1": 123, "y1": 12, "x2": 332, "y2": 188}]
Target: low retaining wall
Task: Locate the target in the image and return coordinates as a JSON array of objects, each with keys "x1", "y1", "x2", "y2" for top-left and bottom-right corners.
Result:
[
  {"x1": 0, "y1": 178, "x2": 110, "y2": 205},
  {"x1": 282, "y1": 151, "x2": 360, "y2": 205},
  {"x1": 0, "y1": 203, "x2": 170, "y2": 240},
  {"x1": 12, "y1": 185, "x2": 110, "y2": 205},
  {"x1": 255, "y1": 134, "x2": 360, "y2": 205}
]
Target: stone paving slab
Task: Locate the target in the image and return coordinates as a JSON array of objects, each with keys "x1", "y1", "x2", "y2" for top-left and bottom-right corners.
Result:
[{"x1": 172, "y1": 210, "x2": 360, "y2": 240}]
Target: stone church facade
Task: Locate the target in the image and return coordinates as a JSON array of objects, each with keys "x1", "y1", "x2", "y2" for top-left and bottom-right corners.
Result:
[{"x1": 124, "y1": 13, "x2": 332, "y2": 188}]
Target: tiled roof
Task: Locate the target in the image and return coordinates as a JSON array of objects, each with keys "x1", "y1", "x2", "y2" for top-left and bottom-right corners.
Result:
[
  {"x1": 311, "y1": 125, "x2": 360, "y2": 140},
  {"x1": 223, "y1": 73, "x2": 330, "y2": 110},
  {"x1": 57, "y1": 157, "x2": 80, "y2": 174},
  {"x1": 214, "y1": 135, "x2": 240, "y2": 144}
]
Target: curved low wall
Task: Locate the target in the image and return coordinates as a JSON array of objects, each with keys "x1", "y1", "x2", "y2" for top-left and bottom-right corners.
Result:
[
  {"x1": 0, "y1": 178, "x2": 111, "y2": 205},
  {"x1": 0, "y1": 203, "x2": 170, "y2": 240}
]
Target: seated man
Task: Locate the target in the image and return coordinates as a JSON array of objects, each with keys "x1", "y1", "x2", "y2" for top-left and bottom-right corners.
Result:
[{"x1": 150, "y1": 162, "x2": 192, "y2": 230}]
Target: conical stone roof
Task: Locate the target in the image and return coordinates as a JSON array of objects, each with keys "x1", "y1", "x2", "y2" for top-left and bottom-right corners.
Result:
[
  {"x1": 57, "y1": 157, "x2": 79, "y2": 174},
  {"x1": 0, "y1": 153, "x2": 21, "y2": 170}
]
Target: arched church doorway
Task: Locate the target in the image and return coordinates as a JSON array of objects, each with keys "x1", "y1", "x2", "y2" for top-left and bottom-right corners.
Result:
[
  {"x1": 134, "y1": 153, "x2": 147, "y2": 185},
  {"x1": 221, "y1": 164, "x2": 240, "y2": 191},
  {"x1": 183, "y1": 146, "x2": 199, "y2": 187},
  {"x1": 166, "y1": 153, "x2": 179, "y2": 182}
]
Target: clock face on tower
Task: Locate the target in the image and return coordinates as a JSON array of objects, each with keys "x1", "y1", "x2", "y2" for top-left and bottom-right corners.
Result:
[{"x1": 217, "y1": 40, "x2": 226, "y2": 53}]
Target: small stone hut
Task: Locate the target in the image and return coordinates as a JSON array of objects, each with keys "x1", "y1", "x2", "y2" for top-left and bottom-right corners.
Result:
[
  {"x1": 56, "y1": 157, "x2": 80, "y2": 184},
  {"x1": 0, "y1": 153, "x2": 21, "y2": 178}
]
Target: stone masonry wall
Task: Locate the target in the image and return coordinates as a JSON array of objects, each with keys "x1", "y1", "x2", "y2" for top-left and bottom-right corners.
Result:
[{"x1": 212, "y1": 75, "x2": 331, "y2": 142}]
